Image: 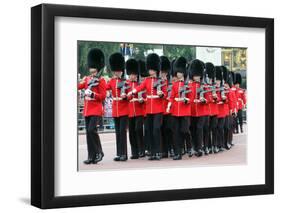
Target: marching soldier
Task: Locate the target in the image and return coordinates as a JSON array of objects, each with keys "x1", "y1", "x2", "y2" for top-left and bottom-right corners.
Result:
[
  {"x1": 78, "y1": 48, "x2": 106, "y2": 164},
  {"x1": 159, "y1": 56, "x2": 173, "y2": 158},
  {"x1": 138, "y1": 59, "x2": 150, "y2": 156},
  {"x1": 128, "y1": 53, "x2": 167, "y2": 160},
  {"x1": 189, "y1": 59, "x2": 211, "y2": 157},
  {"x1": 215, "y1": 66, "x2": 227, "y2": 151},
  {"x1": 126, "y1": 58, "x2": 146, "y2": 159},
  {"x1": 166, "y1": 57, "x2": 194, "y2": 160},
  {"x1": 221, "y1": 66, "x2": 237, "y2": 149},
  {"x1": 204, "y1": 62, "x2": 220, "y2": 154},
  {"x1": 234, "y1": 73, "x2": 246, "y2": 133},
  {"x1": 106, "y1": 52, "x2": 129, "y2": 161}
]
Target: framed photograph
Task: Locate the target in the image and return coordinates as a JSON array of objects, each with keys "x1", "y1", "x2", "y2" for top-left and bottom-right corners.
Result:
[{"x1": 31, "y1": 3, "x2": 274, "y2": 209}]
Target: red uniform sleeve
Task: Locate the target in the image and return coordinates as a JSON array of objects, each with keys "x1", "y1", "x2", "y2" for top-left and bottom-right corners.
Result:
[
  {"x1": 78, "y1": 80, "x2": 86, "y2": 90},
  {"x1": 134, "y1": 78, "x2": 147, "y2": 93},
  {"x1": 168, "y1": 82, "x2": 176, "y2": 104},
  {"x1": 94, "y1": 78, "x2": 106, "y2": 101}
]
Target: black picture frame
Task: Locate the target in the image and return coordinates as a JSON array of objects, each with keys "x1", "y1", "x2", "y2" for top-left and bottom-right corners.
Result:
[{"x1": 31, "y1": 3, "x2": 274, "y2": 209}]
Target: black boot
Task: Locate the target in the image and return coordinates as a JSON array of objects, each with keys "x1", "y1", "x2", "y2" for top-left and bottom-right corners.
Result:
[
  {"x1": 173, "y1": 154, "x2": 182, "y2": 160},
  {"x1": 130, "y1": 155, "x2": 139, "y2": 159},
  {"x1": 113, "y1": 156, "x2": 121, "y2": 161},
  {"x1": 119, "y1": 155, "x2": 128, "y2": 161},
  {"x1": 154, "y1": 153, "x2": 161, "y2": 160},
  {"x1": 161, "y1": 152, "x2": 168, "y2": 158},
  {"x1": 94, "y1": 153, "x2": 104, "y2": 163},
  {"x1": 240, "y1": 125, "x2": 243, "y2": 133},
  {"x1": 148, "y1": 154, "x2": 156, "y2": 160},
  {"x1": 83, "y1": 159, "x2": 95, "y2": 164},
  {"x1": 195, "y1": 149, "x2": 203, "y2": 157}
]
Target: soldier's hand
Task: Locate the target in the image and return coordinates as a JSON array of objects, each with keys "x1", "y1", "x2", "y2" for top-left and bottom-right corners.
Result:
[
  {"x1": 121, "y1": 93, "x2": 127, "y2": 99},
  {"x1": 138, "y1": 98, "x2": 144, "y2": 103},
  {"x1": 127, "y1": 91, "x2": 133, "y2": 96},
  {"x1": 200, "y1": 97, "x2": 206, "y2": 103},
  {"x1": 184, "y1": 98, "x2": 190, "y2": 104},
  {"x1": 157, "y1": 91, "x2": 163, "y2": 97},
  {"x1": 84, "y1": 89, "x2": 93, "y2": 97},
  {"x1": 222, "y1": 95, "x2": 226, "y2": 101}
]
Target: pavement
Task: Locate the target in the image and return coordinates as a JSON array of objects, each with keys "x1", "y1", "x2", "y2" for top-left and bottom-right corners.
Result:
[{"x1": 78, "y1": 125, "x2": 247, "y2": 172}]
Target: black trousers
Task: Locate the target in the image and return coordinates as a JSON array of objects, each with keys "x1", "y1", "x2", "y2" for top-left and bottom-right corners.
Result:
[
  {"x1": 191, "y1": 116, "x2": 206, "y2": 151},
  {"x1": 203, "y1": 116, "x2": 210, "y2": 149},
  {"x1": 146, "y1": 113, "x2": 163, "y2": 155},
  {"x1": 161, "y1": 114, "x2": 174, "y2": 154},
  {"x1": 235, "y1": 109, "x2": 243, "y2": 132},
  {"x1": 128, "y1": 116, "x2": 144, "y2": 156},
  {"x1": 217, "y1": 117, "x2": 225, "y2": 148},
  {"x1": 85, "y1": 116, "x2": 103, "y2": 160},
  {"x1": 209, "y1": 116, "x2": 218, "y2": 148},
  {"x1": 144, "y1": 117, "x2": 150, "y2": 152},
  {"x1": 114, "y1": 116, "x2": 128, "y2": 157},
  {"x1": 172, "y1": 116, "x2": 190, "y2": 155}
]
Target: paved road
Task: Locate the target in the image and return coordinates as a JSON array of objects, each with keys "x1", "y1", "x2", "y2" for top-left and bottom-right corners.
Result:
[{"x1": 78, "y1": 126, "x2": 247, "y2": 172}]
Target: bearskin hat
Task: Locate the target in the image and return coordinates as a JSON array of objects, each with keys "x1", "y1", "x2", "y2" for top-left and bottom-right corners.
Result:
[
  {"x1": 221, "y1": 66, "x2": 229, "y2": 82},
  {"x1": 87, "y1": 48, "x2": 105, "y2": 71},
  {"x1": 146, "y1": 53, "x2": 160, "y2": 72},
  {"x1": 126, "y1": 58, "x2": 139, "y2": 75},
  {"x1": 173, "y1": 56, "x2": 187, "y2": 75},
  {"x1": 215, "y1": 66, "x2": 223, "y2": 81},
  {"x1": 189, "y1": 59, "x2": 205, "y2": 78},
  {"x1": 138, "y1": 59, "x2": 148, "y2": 77},
  {"x1": 170, "y1": 59, "x2": 176, "y2": 77},
  {"x1": 235, "y1": 73, "x2": 242, "y2": 85},
  {"x1": 160, "y1": 56, "x2": 171, "y2": 73},
  {"x1": 205, "y1": 62, "x2": 215, "y2": 80},
  {"x1": 109, "y1": 52, "x2": 125, "y2": 71}
]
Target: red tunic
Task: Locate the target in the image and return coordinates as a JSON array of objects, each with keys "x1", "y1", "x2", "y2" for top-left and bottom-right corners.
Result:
[
  {"x1": 134, "y1": 77, "x2": 167, "y2": 114},
  {"x1": 163, "y1": 79, "x2": 170, "y2": 115},
  {"x1": 207, "y1": 85, "x2": 220, "y2": 116},
  {"x1": 106, "y1": 78, "x2": 129, "y2": 117},
  {"x1": 235, "y1": 87, "x2": 246, "y2": 110},
  {"x1": 190, "y1": 81, "x2": 211, "y2": 117},
  {"x1": 127, "y1": 80, "x2": 146, "y2": 117},
  {"x1": 168, "y1": 80, "x2": 194, "y2": 116},
  {"x1": 78, "y1": 76, "x2": 106, "y2": 117},
  {"x1": 217, "y1": 89, "x2": 227, "y2": 118}
]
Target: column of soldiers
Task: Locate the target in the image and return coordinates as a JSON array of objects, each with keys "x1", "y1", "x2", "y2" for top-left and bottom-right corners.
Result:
[{"x1": 78, "y1": 48, "x2": 246, "y2": 164}]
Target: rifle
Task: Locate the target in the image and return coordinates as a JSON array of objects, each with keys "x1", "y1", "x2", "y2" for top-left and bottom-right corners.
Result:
[
  {"x1": 87, "y1": 69, "x2": 104, "y2": 90},
  {"x1": 167, "y1": 74, "x2": 173, "y2": 99},
  {"x1": 179, "y1": 75, "x2": 191, "y2": 99},
  {"x1": 153, "y1": 78, "x2": 165, "y2": 94},
  {"x1": 137, "y1": 74, "x2": 145, "y2": 102},
  {"x1": 117, "y1": 78, "x2": 131, "y2": 97}
]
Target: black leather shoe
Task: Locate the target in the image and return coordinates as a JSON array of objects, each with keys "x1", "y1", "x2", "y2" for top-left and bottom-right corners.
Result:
[
  {"x1": 173, "y1": 154, "x2": 182, "y2": 160},
  {"x1": 113, "y1": 156, "x2": 120, "y2": 161},
  {"x1": 148, "y1": 155, "x2": 155, "y2": 160},
  {"x1": 169, "y1": 149, "x2": 175, "y2": 157},
  {"x1": 139, "y1": 152, "x2": 145, "y2": 158},
  {"x1": 130, "y1": 155, "x2": 139, "y2": 159},
  {"x1": 195, "y1": 149, "x2": 203, "y2": 157},
  {"x1": 95, "y1": 153, "x2": 104, "y2": 163},
  {"x1": 213, "y1": 146, "x2": 219, "y2": 153},
  {"x1": 119, "y1": 155, "x2": 128, "y2": 161},
  {"x1": 219, "y1": 147, "x2": 225, "y2": 152},
  {"x1": 83, "y1": 159, "x2": 93, "y2": 164},
  {"x1": 154, "y1": 153, "x2": 161, "y2": 160},
  {"x1": 187, "y1": 149, "x2": 193, "y2": 157},
  {"x1": 145, "y1": 151, "x2": 151, "y2": 157},
  {"x1": 204, "y1": 147, "x2": 209, "y2": 155}
]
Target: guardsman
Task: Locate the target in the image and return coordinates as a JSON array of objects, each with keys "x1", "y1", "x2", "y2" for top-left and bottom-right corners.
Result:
[
  {"x1": 106, "y1": 52, "x2": 129, "y2": 161},
  {"x1": 159, "y1": 56, "x2": 173, "y2": 158},
  {"x1": 189, "y1": 59, "x2": 211, "y2": 157},
  {"x1": 215, "y1": 66, "x2": 227, "y2": 151},
  {"x1": 128, "y1": 53, "x2": 167, "y2": 160},
  {"x1": 204, "y1": 62, "x2": 220, "y2": 154},
  {"x1": 78, "y1": 48, "x2": 106, "y2": 164},
  {"x1": 138, "y1": 59, "x2": 150, "y2": 156},
  {"x1": 166, "y1": 57, "x2": 194, "y2": 160},
  {"x1": 221, "y1": 66, "x2": 237, "y2": 150},
  {"x1": 126, "y1": 58, "x2": 146, "y2": 159},
  {"x1": 234, "y1": 73, "x2": 246, "y2": 133}
]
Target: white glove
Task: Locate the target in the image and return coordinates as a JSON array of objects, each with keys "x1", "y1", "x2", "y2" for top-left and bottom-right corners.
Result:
[{"x1": 85, "y1": 89, "x2": 93, "y2": 97}]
